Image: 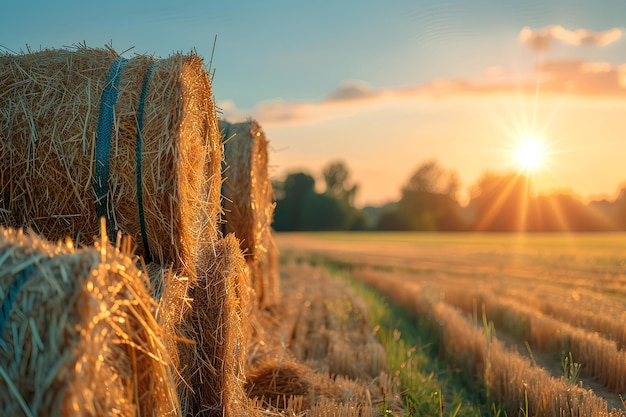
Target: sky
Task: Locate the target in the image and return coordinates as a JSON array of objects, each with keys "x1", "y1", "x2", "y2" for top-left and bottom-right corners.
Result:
[{"x1": 3, "y1": 0, "x2": 626, "y2": 207}]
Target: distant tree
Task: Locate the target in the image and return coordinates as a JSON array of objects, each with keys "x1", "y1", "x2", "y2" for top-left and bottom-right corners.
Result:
[
  {"x1": 531, "y1": 193, "x2": 612, "y2": 232},
  {"x1": 272, "y1": 162, "x2": 367, "y2": 231},
  {"x1": 377, "y1": 160, "x2": 466, "y2": 231},
  {"x1": 323, "y1": 160, "x2": 359, "y2": 206},
  {"x1": 323, "y1": 161, "x2": 349, "y2": 196},
  {"x1": 468, "y1": 171, "x2": 528, "y2": 232},
  {"x1": 587, "y1": 183, "x2": 626, "y2": 231},
  {"x1": 377, "y1": 205, "x2": 412, "y2": 230},
  {"x1": 405, "y1": 159, "x2": 460, "y2": 200},
  {"x1": 300, "y1": 192, "x2": 346, "y2": 230},
  {"x1": 604, "y1": 183, "x2": 626, "y2": 231},
  {"x1": 272, "y1": 172, "x2": 315, "y2": 231},
  {"x1": 349, "y1": 208, "x2": 368, "y2": 230},
  {"x1": 613, "y1": 184, "x2": 626, "y2": 230},
  {"x1": 467, "y1": 171, "x2": 613, "y2": 232},
  {"x1": 321, "y1": 160, "x2": 366, "y2": 230}
]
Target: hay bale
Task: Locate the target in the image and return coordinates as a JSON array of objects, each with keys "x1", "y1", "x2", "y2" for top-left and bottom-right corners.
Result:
[
  {"x1": 219, "y1": 119, "x2": 278, "y2": 308},
  {"x1": 0, "y1": 46, "x2": 221, "y2": 274},
  {"x1": 152, "y1": 234, "x2": 250, "y2": 417},
  {"x1": 0, "y1": 226, "x2": 179, "y2": 416},
  {"x1": 246, "y1": 360, "x2": 315, "y2": 401},
  {"x1": 149, "y1": 267, "x2": 195, "y2": 415}
]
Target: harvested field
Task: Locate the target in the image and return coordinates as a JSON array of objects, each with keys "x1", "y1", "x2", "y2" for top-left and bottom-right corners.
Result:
[
  {"x1": 277, "y1": 232, "x2": 626, "y2": 416},
  {"x1": 9, "y1": 45, "x2": 626, "y2": 417},
  {"x1": 245, "y1": 260, "x2": 404, "y2": 416}
]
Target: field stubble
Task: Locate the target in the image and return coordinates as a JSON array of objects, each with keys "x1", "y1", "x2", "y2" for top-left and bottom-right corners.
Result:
[
  {"x1": 245, "y1": 260, "x2": 404, "y2": 416},
  {"x1": 276, "y1": 232, "x2": 626, "y2": 416}
]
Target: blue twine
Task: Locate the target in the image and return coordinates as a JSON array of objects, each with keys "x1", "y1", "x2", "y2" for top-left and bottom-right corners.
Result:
[
  {"x1": 94, "y1": 57, "x2": 128, "y2": 242},
  {"x1": 136, "y1": 63, "x2": 156, "y2": 263},
  {"x1": 220, "y1": 122, "x2": 232, "y2": 235},
  {"x1": 0, "y1": 263, "x2": 36, "y2": 341}
]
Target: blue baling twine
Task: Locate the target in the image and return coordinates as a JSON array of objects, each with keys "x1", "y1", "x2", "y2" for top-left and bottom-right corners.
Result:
[
  {"x1": 220, "y1": 122, "x2": 232, "y2": 234},
  {"x1": 94, "y1": 57, "x2": 128, "y2": 242},
  {"x1": 0, "y1": 263, "x2": 36, "y2": 342},
  {"x1": 136, "y1": 63, "x2": 156, "y2": 263}
]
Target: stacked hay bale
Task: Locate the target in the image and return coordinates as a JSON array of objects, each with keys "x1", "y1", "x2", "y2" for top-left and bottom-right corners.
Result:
[
  {"x1": 153, "y1": 234, "x2": 251, "y2": 416},
  {"x1": 0, "y1": 47, "x2": 250, "y2": 416},
  {"x1": 0, "y1": 46, "x2": 221, "y2": 271},
  {"x1": 219, "y1": 120, "x2": 279, "y2": 308},
  {"x1": 0, "y1": 226, "x2": 178, "y2": 416}
]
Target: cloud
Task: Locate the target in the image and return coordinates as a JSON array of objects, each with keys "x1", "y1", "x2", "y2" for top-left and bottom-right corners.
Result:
[
  {"x1": 324, "y1": 80, "x2": 379, "y2": 102},
  {"x1": 253, "y1": 99, "x2": 313, "y2": 124},
  {"x1": 218, "y1": 99, "x2": 247, "y2": 121},
  {"x1": 220, "y1": 95, "x2": 376, "y2": 126},
  {"x1": 519, "y1": 25, "x2": 622, "y2": 52},
  {"x1": 222, "y1": 100, "x2": 316, "y2": 125},
  {"x1": 537, "y1": 59, "x2": 626, "y2": 94},
  {"x1": 422, "y1": 60, "x2": 626, "y2": 97},
  {"x1": 219, "y1": 59, "x2": 626, "y2": 127}
]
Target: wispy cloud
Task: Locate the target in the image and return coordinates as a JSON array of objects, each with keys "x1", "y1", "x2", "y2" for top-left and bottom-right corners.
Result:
[
  {"x1": 519, "y1": 25, "x2": 622, "y2": 52},
  {"x1": 537, "y1": 59, "x2": 626, "y2": 94},
  {"x1": 220, "y1": 60, "x2": 626, "y2": 126},
  {"x1": 324, "y1": 80, "x2": 379, "y2": 102},
  {"x1": 220, "y1": 79, "x2": 516, "y2": 126}
]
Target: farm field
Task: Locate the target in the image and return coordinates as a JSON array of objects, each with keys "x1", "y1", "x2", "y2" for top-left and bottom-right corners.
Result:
[{"x1": 276, "y1": 232, "x2": 626, "y2": 416}]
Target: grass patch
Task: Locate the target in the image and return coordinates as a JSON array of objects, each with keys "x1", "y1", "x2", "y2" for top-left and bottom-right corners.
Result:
[{"x1": 319, "y1": 260, "x2": 503, "y2": 416}]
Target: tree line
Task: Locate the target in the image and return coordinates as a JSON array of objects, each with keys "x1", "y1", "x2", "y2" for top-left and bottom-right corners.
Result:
[
  {"x1": 272, "y1": 160, "x2": 626, "y2": 232},
  {"x1": 272, "y1": 161, "x2": 366, "y2": 231}
]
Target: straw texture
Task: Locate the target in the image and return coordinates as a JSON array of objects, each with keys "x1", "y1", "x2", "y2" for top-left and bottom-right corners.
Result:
[
  {"x1": 152, "y1": 234, "x2": 250, "y2": 417},
  {"x1": 0, "y1": 226, "x2": 179, "y2": 417},
  {"x1": 0, "y1": 46, "x2": 221, "y2": 274},
  {"x1": 219, "y1": 120, "x2": 278, "y2": 308}
]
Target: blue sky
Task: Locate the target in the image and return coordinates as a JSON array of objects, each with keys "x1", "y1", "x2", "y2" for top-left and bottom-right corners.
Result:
[
  {"x1": 4, "y1": 0, "x2": 625, "y2": 105},
  {"x1": 3, "y1": 1, "x2": 626, "y2": 205}
]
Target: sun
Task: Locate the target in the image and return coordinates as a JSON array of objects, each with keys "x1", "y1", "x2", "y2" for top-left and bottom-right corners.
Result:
[{"x1": 515, "y1": 137, "x2": 547, "y2": 173}]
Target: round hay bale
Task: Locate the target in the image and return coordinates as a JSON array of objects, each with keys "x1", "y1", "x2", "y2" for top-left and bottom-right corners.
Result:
[
  {"x1": 0, "y1": 226, "x2": 179, "y2": 416},
  {"x1": 0, "y1": 46, "x2": 221, "y2": 274},
  {"x1": 219, "y1": 119, "x2": 278, "y2": 308},
  {"x1": 151, "y1": 234, "x2": 250, "y2": 417}
]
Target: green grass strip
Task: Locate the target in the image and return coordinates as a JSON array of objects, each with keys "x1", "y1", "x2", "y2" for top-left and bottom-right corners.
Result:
[{"x1": 329, "y1": 265, "x2": 493, "y2": 416}]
